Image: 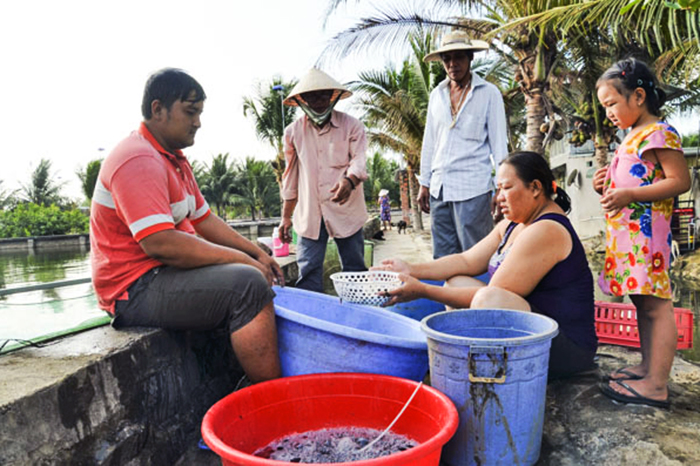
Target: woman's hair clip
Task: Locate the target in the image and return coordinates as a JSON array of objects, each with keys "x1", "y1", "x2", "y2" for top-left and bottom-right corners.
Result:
[
  {"x1": 620, "y1": 70, "x2": 626, "y2": 77},
  {"x1": 637, "y1": 79, "x2": 644, "y2": 86}
]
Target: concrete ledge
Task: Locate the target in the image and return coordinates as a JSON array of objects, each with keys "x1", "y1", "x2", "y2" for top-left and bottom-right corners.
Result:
[
  {"x1": 0, "y1": 257, "x2": 300, "y2": 466},
  {"x1": 0, "y1": 326, "x2": 243, "y2": 466},
  {"x1": 0, "y1": 218, "x2": 372, "y2": 465}
]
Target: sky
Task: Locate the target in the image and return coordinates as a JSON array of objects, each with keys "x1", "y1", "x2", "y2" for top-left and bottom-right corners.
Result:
[
  {"x1": 0, "y1": 0, "x2": 385, "y2": 200},
  {"x1": 1, "y1": 1, "x2": 697, "y2": 201}
]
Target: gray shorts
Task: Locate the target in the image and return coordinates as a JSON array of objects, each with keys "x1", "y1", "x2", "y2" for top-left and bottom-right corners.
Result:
[{"x1": 112, "y1": 264, "x2": 275, "y2": 335}]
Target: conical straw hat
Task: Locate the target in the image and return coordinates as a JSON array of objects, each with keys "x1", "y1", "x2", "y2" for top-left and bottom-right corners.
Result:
[
  {"x1": 424, "y1": 30, "x2": 490, "y2": 62},
  {"x1": 283, "y1": 68, "x2": 352, "y2": 106}
]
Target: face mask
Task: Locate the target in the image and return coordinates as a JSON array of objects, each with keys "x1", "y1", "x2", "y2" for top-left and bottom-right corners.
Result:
[{"x1": 294, "y1": 94, "x2": 342, "y2": 127}]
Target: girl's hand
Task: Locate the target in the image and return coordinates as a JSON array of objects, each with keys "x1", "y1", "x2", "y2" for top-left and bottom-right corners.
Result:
[
  {"x1": 382, "y1": 273, "x2": 426, "y2": 306},
  {"x1": 600, "y1": 187, "x2": 633, "y2": 216},
  {"x1": 593, "y1": 166, "x2": 609, "y2": 195},
  {"x1": 371, "y1": 258, "x2": 411, "y2": 275}
]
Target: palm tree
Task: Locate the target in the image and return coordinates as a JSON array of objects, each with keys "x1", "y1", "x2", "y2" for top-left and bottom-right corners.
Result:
[
  {"x1": 522, "y1": 4, "x2": 700, "y2": 166},
  {"x1": 21, "y1": 158, "x2": 65, "y2": 206},
  {"x1": 474, "y1": 53, "x2": 526, "y2": 151},
  {"x1": 350, "y1": 29, "x2": 524, "y2": 228},
  {"x1": 76, "y1": 159, "x2": 103, "y2": 201},
  {"x1": 364, "y1": 151, "x2": 401, "y2": 206},
  {"x1": 349, "y1": 32, "x2": 441, "y2": 230},
  {"x1": 322, "y1": 1, "x2": 576, "y2": 154},
  {"x1": 198, "y1": 153, "x2": 237, "y2": 219},
  {"x1": 242, "y1": 78, "x2": 298, "y2": 186},
  {"x1": 230, "y1": 157, "x2": 280, "y2": 220},
  {"x1": 0, "y1": 180, "x2": 18, "y2": 210}
]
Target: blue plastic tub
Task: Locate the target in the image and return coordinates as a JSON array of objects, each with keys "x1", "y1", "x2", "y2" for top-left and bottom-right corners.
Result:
[
  {"x1": 273, "y1": 286, "x2": 429, "y2": 381},
  {"x1": 421, "y1": 309, "x2": 558, "y2": 466},
  {"x1": 385, "y1": 279, "x2": 446, "y2": 321},
  {"x1": 385, "y1": 274, "x2": 490, "y2": 321}
]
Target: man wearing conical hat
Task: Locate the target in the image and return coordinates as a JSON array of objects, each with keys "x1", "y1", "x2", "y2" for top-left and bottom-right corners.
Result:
[
  {"x1": 278, "y1": 68, "x2": 369, "y2": 292},
  {"x1": 418, "y1": 30, "x2": 508, "y2": 259}
]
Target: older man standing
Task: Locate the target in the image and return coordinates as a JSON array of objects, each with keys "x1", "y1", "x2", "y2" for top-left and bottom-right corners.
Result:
[
  {"x1": 418, "y1": 30, "x2": 508, "y2": 259},
  {"x1": 278, "y1": 68, "x2": 369, "y2": 293}
]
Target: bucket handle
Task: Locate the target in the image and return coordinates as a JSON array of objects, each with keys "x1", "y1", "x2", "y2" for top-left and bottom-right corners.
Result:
[{"x1": 468, "y1": 346, "x2": 507, "y2": 384}]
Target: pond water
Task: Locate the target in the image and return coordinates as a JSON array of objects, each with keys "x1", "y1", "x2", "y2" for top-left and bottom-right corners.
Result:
[
  {"x1": 0, "y1": 248, "x2": 105, "y2": 352},
  {"x1": 1, "y1": 248, "x2": 698, "y2": 363}
]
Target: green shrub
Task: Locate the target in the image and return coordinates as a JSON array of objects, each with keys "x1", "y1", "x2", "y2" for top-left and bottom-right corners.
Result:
[{"x1": 0, "y1": 203, "x2": 89, "y2": 238}]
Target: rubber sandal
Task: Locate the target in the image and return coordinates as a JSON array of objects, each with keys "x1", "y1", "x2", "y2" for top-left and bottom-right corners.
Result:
[
  {"x1": 599, "y1": 379, "x2": 670, "y2": 409},
  {"x1": 608, "y1": 368, "x2": 644, "y2": 381}
]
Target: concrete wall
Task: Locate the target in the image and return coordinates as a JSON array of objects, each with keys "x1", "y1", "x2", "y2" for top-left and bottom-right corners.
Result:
[
  {"x1": 550, "y1": 152, "x2": 606, "y2": 240},
  {"x1": 0, "y1": 220, "x2": 278, "y2": 253},
  {"x1": 227, "y1": 219, "x2": 280, "y2": 241},
  {"x1": 0, "y1": 234, "x2": 90, "y2": 253},
  {"x1": 0, "y1": 327, "x2": 243, "y2": 466}
]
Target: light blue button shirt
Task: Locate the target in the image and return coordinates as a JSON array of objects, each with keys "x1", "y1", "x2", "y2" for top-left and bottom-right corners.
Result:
[{"x1": 419, "y1": 72, "x2": 508, "y2": 202}]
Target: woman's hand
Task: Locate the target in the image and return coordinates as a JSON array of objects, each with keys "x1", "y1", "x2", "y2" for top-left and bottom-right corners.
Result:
[
  {"x1": 371, "y1": 258, "x2": 411, "y2": 275},
  {"x1": 382, "y1": 273, "x2": 426, "y2": 306},
  {"x1": 600, "y1": 187, "x2": 633, "y2": 217},
  {"x1": 593, "y1": 167, "x2": 608, "y2": 195}
]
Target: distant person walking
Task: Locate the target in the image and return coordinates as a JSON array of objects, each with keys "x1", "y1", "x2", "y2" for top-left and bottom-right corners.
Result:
[
  {"x1": 278, "y1": 68, "x2": 369, "y2": 293},
  {"x1": 378, "y1": 189, "x2": 392, "y2": 231},
  {"x1": 418, "y1": 30, "x2": 508, "y2": 259},
  {"x1": 595, "y1": 58, "x2": 690, "y2": 408},
  {"x1": 90, "y1": 68, "x2": 283, "y2": 384}
]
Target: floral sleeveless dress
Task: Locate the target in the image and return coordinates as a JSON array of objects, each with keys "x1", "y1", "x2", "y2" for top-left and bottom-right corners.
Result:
[
  {"x1": 599, "y1": 122, "x2": 683, "y2": 299},
  {"x1": 380, "y1": 196, "x2": 391, "y2": 221}
]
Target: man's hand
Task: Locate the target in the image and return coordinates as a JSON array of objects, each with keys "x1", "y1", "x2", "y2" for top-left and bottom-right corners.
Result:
[
  {"x1": 330, "y1": 178, "x2": 353, "y2": 205},
  {"x1": 417, "y1": 186, "x2": 430, "y2": 214},
  {"x1": 593, "y1": 166, "x2": 609, "y2": 195},
  {"x1": 256, "y1": 253, "x2": 286, "y2": 287},
  {"x1": 279, "y1": 217, "x2": 293, "y2": 244}
]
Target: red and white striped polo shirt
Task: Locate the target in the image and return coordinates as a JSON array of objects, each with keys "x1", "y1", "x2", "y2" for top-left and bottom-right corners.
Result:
[{"x1": 90, "y1": 123, "x2": 211, "y2": 314}]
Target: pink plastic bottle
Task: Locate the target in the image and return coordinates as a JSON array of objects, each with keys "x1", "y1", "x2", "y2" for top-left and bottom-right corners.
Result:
[{"x1": 272, "y1": 227, "x2": 289, "y2": 257}]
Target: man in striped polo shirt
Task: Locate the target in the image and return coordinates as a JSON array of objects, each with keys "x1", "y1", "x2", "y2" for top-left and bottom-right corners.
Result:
[{"x1": 90, "y1": 68, "x2": 283, "y2": 384}]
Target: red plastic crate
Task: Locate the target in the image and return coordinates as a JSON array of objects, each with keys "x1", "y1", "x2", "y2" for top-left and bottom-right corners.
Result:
[{"x1": 594, "y1": 301, "x2": 694, "y2": 349}]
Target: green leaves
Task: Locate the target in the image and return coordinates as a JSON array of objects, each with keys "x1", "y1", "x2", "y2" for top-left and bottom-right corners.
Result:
[
  {"x1": 195, "y1": 154, "x2": 280, "y2": 221},
  {"x1": 0, "y1": 203, "x2": 89, "y2": 238},
  {"x1": 76, "y1": 159, "x2": 103, "y2": 201},
  {"x1": 21, "y1": 159, "x2": 66, "y2": 207}
]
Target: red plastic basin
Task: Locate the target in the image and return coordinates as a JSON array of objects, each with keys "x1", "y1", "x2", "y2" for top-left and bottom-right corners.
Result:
[{"x1": 201, "y1": 373, "x2": 458, "y2": 466}]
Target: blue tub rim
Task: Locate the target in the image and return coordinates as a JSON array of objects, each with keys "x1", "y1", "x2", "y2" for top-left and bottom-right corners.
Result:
[
  {"x1": 420, "y1": 308, "x2": 559, "y2": 347},
  {"x1": 275, "y1": 304, "x2": 428, "y2": 350},
  {"x1": 273, "y1": 287, "x2": 427, "y2": 351}
]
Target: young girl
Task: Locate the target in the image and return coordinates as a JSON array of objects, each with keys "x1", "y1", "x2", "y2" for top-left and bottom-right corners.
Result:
[
  {"x1": 594, "y1": 58, "x2": 690, "y2": 408},
  {"x1": 378, "y1": 189, "x2": 392, "y2": 231}
]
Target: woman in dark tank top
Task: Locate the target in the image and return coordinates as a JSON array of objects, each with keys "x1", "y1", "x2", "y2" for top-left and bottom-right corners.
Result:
[{"x1": 376, "y1": 151, "x2": 597, "y2": 378}]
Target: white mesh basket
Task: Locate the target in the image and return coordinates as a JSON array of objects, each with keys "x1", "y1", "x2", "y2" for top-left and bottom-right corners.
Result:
[{"x1": 330, "y1": 271, "x2": 402, "y2": 306}]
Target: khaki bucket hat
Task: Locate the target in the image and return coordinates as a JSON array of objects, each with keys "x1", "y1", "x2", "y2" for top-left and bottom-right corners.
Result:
[
  {"x1": 283, "y1": 68, "x2": 352, "y2": 106},
  {"x1": 424, "y1": 30, "x2": 490, "y2": 62}
]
